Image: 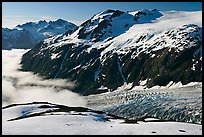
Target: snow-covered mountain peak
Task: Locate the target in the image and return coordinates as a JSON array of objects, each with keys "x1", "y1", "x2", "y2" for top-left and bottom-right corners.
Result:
[
  {"x1": 75, "y1": 9, "x2": 163, "y2": 42},
  {"x1": 90, "y1": 9, "x2": 126, "y2": 21},
  {"x1": 14, "y1": 19, "x2": 77, "y2": 32},
  {"x1": 48, "y1": 19, "x2": 75, "y2": 28},
  {"x1": 50, "y1": 19, "x2": 66, "y2": 24},
  {"x1": 42, "y1": 10, "x2": 202, "y2": 52},
  {"x1": 21, "y1": 10, "x2": 202, "y2": 95},
  {"x1": 16, "y1": 21, "x2": 36, "y2": 28},
  {"x1": 132, "y1": 9, "x2": 163, "y2": 23},
  {"x1": 2, "y1": 19, "x2": 78, "y2": 49},
  {"x1": 129, "y1": 9, "x2": 161, "y2": 17}
]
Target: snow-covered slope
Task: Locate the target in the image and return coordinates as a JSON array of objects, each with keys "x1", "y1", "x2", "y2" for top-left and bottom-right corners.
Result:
[
  {"x1": 2, "y1": 102, "x2": 202, "y2": 135},
  {"x1": 21, "y1": 9, "x2": 202, "y2": 95},
  {"x1": 75, "y1": 9, "x2": 162, "y2": 42},
  {"x1": 2, "y1": 19, "x2": 77, "y2": 49}
]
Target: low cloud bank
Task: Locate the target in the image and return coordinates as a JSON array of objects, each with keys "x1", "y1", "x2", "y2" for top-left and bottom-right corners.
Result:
[{"x1": 2, "y1": 49, "x2": 87, "y2": 107}]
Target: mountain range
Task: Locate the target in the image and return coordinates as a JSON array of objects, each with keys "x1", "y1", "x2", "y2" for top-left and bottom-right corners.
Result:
[
  {"x1": 2, "y1": 19, "x2": 77, "y2": 49},
  {"x1": 19, "y1": 9, "x2": 202, "y2": 95}
]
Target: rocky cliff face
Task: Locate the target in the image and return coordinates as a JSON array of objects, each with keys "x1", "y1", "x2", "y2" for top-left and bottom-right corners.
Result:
[{"x1": 20, "y1": 9, "x2": 202, "y2": 95}]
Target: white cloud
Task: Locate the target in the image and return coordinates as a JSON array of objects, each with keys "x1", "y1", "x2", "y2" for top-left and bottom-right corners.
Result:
[{"x1": 2, "y1": 49, "x2": 87, "y2": 107}]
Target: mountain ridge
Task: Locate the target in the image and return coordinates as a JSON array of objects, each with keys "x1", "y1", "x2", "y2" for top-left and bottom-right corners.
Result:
[
  {"x1": 2, "y1": 19, "x2": 77, "y2": 49},
  {"x1": 20, "y1": 9, "x2": 202, "y2": 95}
]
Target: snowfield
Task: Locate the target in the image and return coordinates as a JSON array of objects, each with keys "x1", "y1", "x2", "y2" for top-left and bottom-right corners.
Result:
[{"x1": 2, "y1": 102, "x2": 202, "y2": 135}]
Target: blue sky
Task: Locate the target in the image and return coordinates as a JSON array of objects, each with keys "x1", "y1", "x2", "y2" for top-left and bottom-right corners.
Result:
[{"x1": 2, "y1": 2, "x2": 202, "y2": 29}]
